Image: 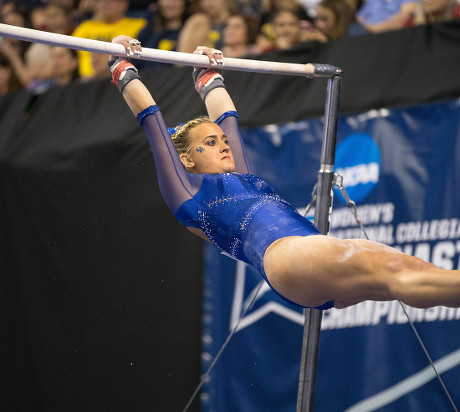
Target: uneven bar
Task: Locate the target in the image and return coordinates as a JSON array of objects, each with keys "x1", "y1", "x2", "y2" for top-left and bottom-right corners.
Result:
[{"x1": 0, "y1": 23, "x2": 341, "y2": 78}]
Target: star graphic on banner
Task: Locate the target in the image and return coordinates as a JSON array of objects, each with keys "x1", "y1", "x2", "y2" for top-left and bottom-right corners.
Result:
[{"x1": 229, "y1": 260, "x2": 305, "y2": 332}]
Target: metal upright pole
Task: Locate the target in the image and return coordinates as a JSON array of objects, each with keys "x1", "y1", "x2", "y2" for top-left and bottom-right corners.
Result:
[{"x1": 296, "y1": 73, "x2": 342, "y2": 412}]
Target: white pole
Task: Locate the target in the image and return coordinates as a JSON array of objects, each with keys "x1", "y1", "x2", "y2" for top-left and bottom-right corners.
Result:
[{"x1": 0, "y1": 23, "x2": 341, "y2": 78}]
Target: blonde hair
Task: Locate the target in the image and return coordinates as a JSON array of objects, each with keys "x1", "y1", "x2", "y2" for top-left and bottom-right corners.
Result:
[{"x1": 170, "y1": 116, "x2": 214, "y2": 155}]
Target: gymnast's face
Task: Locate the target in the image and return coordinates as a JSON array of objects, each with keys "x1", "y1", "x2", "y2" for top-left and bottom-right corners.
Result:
[{"x1": 181, "y1": 123, "x2": 235, "y2": 174}]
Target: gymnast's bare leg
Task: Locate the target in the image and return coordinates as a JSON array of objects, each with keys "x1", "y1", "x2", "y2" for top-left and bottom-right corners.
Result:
[{"x1": 263, "y1": 235, "x2": 460, "y2": 309}]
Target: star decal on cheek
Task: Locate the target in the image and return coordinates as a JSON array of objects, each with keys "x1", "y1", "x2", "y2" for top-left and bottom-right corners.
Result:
[{"x1": 196, "y1": 146, "x2": 205, "y2": 153}]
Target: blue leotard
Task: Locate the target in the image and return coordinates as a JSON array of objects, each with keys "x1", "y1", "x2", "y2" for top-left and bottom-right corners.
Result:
[{"x1": 137, "y1": 105, "x2": 333, "y2": 310}]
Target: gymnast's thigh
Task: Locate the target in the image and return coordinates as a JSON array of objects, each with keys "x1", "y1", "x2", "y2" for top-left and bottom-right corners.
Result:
[
  {"x1": 262, "y1": 235, "x2": 335, "y2": 307},
  {"x1": 262, "y1": 235, "x2": 397, "y2": 307}
]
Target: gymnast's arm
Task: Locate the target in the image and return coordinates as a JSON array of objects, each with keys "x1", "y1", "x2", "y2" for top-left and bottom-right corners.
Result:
[
  {"x1": 109, "y1": 35, "x2": 196, "y2": 214},
  {"x1": 193, "y1": 47, "x2": 253, "y2": 174},
  {"x1": 122, "y1": 78, "x2": 155, "y2": 115}
]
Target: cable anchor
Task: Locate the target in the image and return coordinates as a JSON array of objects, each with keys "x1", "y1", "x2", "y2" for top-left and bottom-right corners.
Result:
[{"x1": 332, "y1": 173, "x2": 368, "y2": 239}]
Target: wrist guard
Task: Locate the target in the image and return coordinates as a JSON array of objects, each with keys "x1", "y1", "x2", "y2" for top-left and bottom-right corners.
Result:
[
  {"x1": 193, "y1": 68, "x2": 225, "y2": 101},
  {"x1": 108, "y1": 58, "x2": 140, "y2": 94}
]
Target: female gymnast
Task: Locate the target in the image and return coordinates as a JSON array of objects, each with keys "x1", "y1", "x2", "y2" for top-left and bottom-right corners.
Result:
[{"x1": 108, "y1": 35, "x2": 460, "y2": 311}]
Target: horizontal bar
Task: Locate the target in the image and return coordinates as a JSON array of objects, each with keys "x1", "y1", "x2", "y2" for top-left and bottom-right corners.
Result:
[{"x1": 0, "y1": 23, "x2": 342, "y2": 78}]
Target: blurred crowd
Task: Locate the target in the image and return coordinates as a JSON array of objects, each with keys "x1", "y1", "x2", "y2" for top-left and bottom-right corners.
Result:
[{"x1": 0, "y1": 0, "x2": 459, "y2": 95}]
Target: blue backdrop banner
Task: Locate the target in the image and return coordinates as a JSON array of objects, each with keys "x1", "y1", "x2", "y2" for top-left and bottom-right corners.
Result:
[{"x1": 201, "y1": 98, "x2": 460, "y2": 412}]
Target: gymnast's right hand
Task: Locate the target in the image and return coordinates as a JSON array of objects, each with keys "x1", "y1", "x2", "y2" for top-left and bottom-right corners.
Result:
[{"x1": 109, "y1": 35, "x2": 142, "y2": 61}]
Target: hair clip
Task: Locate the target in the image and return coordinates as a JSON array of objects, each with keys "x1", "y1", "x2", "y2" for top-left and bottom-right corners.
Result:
[{"x1": 168, "y1": 123, "x2": 184, "y2": 136}]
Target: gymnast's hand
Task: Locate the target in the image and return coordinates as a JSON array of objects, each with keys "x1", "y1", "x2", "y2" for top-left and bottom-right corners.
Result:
[
  {"x1": 192, "y1": 47, "x2": 226, "y2": 101},
  {"x1": 193, "y1": 46, "x2": 224, "y2": 67},
  {"x1": 108, "y1": 36, "x2": 143, "y2": 95},
  {"x1": 109, "y1": 35, "x2": 142, "y2": 61}
]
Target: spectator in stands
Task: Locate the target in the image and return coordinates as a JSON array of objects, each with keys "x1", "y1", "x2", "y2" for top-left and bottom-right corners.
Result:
[
  {"x1": 357, "y1": 0, "x2": 419, "y2": 33},
  {"x1": 0, "y1": 2, "x2": 17, "y2": 17},
  {"x1": 25, "y1": 3, "x2": 75, "y2": 85},
  {"x1": 1, "y1": 2, "x2": 80, "y2": 93},
  {"x1": 0, "y1": 3, "x2": 31, "y2": 54},
  {"x1": 237, "y1": 0, "x2": 265, "y2": 17},
  {"x1": 260, "y1": 0, "x2": 311, "y2": 24},
  {"x1": 44, "y1": 3, "x2": 75, "y2": 35},
  {"x1": 136, "y1": 0, "x2": 193, "y2": 69},
  {"x1": 2, "y1": 34, "x2": 55, "y2": 93},
  {"x1": 257, "y1": 0, "x2": 311, "y2": 51},
  {"x1": 72, "y1": 0, "x2": 97, "y2": 25},
  {"x1": 302, "y1": 0, "x2": 366, "y2": 42},
  {"x1": 222, "y1": 12, "x2": 260, "y2": 57},
  {"x1": 0, "y1": 4, "x2": 50, "y2": 92},
  {"x1": 89, "y1": 52, "x2": 113, "y2": 80},
  {"x1": 72, "y1": 0, "x2": 147, "y2": 79},
  {"x1": 176, "y1": 0, "x2": 235, "y2": 53},
  {"x1": 404, "y1": 0, "x2": 460, "y2": 25},
  {"x1": 29, "y1": 4, "x2": 47, "y2": 30},
  {"x1": 0, "y1": 52, "x2": 22, "y2": 95},
  {"x1": 260, "y1": 8, "x2": 302, "y2": 52},
  {"x1": 49, "y1": 46, "x2": 79, "y2": 86}
]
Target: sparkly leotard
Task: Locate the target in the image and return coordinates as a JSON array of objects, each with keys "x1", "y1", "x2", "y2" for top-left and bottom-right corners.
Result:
[{"x1": 138, "y1": 105, "x2": 333, "y2": 310}]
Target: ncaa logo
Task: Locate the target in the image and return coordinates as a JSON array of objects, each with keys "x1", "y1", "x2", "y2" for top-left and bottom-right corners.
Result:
[{"x1": 334, "y1": 133, "x2": 381, "y2": 203}]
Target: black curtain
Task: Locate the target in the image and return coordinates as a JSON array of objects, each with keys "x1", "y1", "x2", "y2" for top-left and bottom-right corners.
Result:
[{"x1": 0, "y1": 82, "x2": 202, "y2": 411}]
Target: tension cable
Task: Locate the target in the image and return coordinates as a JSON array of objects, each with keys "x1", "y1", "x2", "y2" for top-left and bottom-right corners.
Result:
[
  {"x1": 306, "y1": 172, "x2": 458, "y2": 412},
  {"x1": 183, "y1": 280, "x2": 264, "y2": 411}
]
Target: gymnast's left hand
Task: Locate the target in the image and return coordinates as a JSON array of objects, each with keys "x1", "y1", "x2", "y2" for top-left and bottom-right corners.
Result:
[
  {"x1": 110, "y1": 35, "x2": 142, "y2": 61},
  {"x1": 193, "y1": 46, "x2": 223, "y2": 67}
]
